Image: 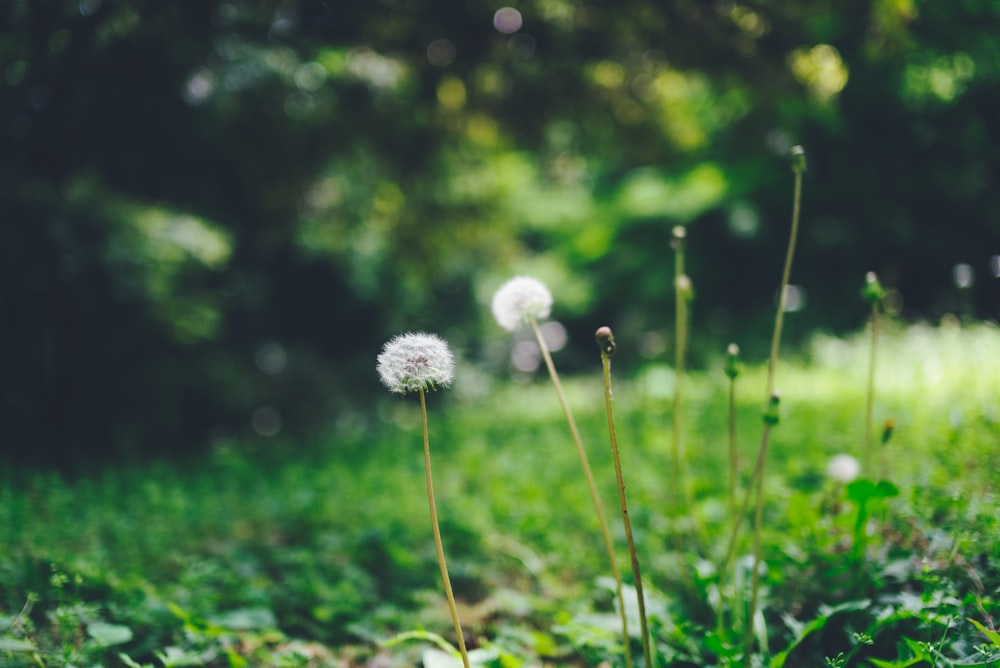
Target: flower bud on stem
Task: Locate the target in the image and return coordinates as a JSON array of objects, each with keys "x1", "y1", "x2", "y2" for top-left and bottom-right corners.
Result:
[{"x1": 597, "y1": 327, "x2": 653, "y2": 668}]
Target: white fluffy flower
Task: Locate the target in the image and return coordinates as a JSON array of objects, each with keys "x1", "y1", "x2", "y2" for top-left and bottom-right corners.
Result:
[
  {"x1": 377, "y1": 332, "x2": 455, "y2": 394},
  {"x1": 491, "y1": 276, "x2": 553, "y2": 331},
  {"x1": 826, "y1": 453, "x2": 860, "y2": 484}
]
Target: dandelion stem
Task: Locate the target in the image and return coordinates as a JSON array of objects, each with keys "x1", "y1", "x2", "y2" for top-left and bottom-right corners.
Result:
[
  {"x1": 742, "y1": 146, "x2": 805, "y2": 666},
  {"x1": 864, "y1": 294, "x2": 880, "y2": 480},
  {"x1": 765, "y1": 147, "x2": 804, "y2": 402},
  {"x1": 420, "y1": 388, "x2": 471, "y2": 668},
  {"x1": 725, "y1": 344, "x2": 741, "y2": 521},
  {"x1": 598, "y1": 327, "x2": 654, "y2": 668},
  {"x1": 531, "y1": 318, "x2": 632, "y2": 668},
  {"x1": 672, "y1": 229, "x2": 694, "y2": 518},
  {"x1": 862, "y1": 280, "x2": 885, "y2": 482}
]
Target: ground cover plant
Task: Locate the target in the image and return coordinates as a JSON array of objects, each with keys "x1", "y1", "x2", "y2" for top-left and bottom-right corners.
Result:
[
  {"x1": 1, "y1": 313, "x2": 998, "y2": 667},
  {"x1": 2, "y1": 153, "x2": 998, "y2": 668}
]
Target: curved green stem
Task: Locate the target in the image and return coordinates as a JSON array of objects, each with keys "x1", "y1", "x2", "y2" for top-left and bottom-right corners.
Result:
[
  {"x1": 530, "y1": 318, "x2": 632, "y2": 668},
  {"x1": 420, "y1": 389, "x2": 471, "y2": 668},
  {"x1": 601, "y1": 346, "x2": 653, "y2": 668},
  {"x1": 742, "y1": 148, "x2": 804, "y2": 666},
  {"x1": 864, "y1": 301, "x2": 879, "y2": 479}
]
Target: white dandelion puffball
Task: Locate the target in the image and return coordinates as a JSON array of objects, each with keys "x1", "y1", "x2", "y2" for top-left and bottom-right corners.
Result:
[
  {"x1": 491, "y1": 276, "x2": 553, "y2": 331},
  {"x1": 377, "y1": 332, "x2": 455, "y2": 394},
  {"x1": 826, "y1": 453, "x2": 860, "y2": 484}
]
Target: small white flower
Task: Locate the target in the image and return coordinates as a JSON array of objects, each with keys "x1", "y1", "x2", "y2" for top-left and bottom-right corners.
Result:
[
  {"x1": 377, "y1": 332, "x2": 455, "y2": 394},
  {"x1": 826, "y1": 453, "x2": 860, "y2": 484},
  {"x1": 491, "y1": 276, "x2": 553, "y2": 331}
]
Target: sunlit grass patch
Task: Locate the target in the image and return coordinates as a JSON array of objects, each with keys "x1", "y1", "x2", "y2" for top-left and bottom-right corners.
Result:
[{"x1": 1, "y1": 322, "x2": 998, "y2": 666}]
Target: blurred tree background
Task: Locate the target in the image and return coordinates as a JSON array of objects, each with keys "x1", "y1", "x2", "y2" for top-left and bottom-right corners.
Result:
[{"x1": 1, "y1": 0, "x2": 998, "y2": 463}]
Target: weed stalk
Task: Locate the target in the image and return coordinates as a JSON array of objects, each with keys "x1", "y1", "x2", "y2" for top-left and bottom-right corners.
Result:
[
  {"x1": 671, "y1": 226, "x2": 696, "y2": 521},
  {"x1": 530, "y1": 317, "x2": 633, "y2": 668},
  {"x1": 597, "y1": 326, "x2": 654, "y2": 668},
  {"x1": 420, "y1": 388, "x2": 472, "y2": 668},
  {"x1": 861, "y1": 272, "x2": 886, "y2": 479},
  {"x1": 725, "y1": 343, "x2": 742, "y2": 519},
  {"x1": 743, "y1": 145, "x2": 806, "y2": 665}
]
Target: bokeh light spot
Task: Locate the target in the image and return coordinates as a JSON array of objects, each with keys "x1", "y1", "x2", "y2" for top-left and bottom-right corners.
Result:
[
  {"x1": 294, "y1": 62, "x2": 326, "y2": 91},
  {"x1": 427, "y1": 39, "x2": 456, "y2": 67},
  {"x1": 79, "y1": 0, "x2": 102, "y2": 16},
  {"x1": 512, "y1": 339, "x2": 540, "y2": 372},
  {"x1": 4, "y1": 61, "x2": 27, "y2": 86},
  {"x1": 255, "y1": 342, "x2": 288, "y2": 375},
  {"x1": 252, "y1": 406, "x2": 282, "y2": 437},
  {"x1": 990, "y1": 255, "x2": 1000, "y2": 278},
  {"x1": 183, "y1": 70, "x2": 215, "y2": 106},
  {"x1": 494, "y1": 7, "x2": 523, "y2": 34},
  {"x1": 507, "y1": 34, "x2": 535, "y2": 57},
  {"x1": 782, "y1": 284, "x2": 807, "y2": 312},
  {"x1": 728, "y1": 201, "x2": 760, "y2": 238},
  {"x1": 437, "y1": 76, "x2": 466, "y2": 109},
  {"x1": 789, "y1": 44, "x2": 848, "y2": 101},
  {"x1": 953, "y1": 263, "x2": 974, "y2": 288},
  {"x1": 540, "y1": 321, "x2": 568, "y2": 352}
]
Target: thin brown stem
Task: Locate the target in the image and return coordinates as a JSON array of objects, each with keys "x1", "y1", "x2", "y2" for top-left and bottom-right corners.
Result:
[
  {"x1": 600, "y1": 343, "x2": 653, "y2": 668},
  {"x1": 765, "y1": 156, "x2": 803, "y2": 402},
  {"x1": 420, "y1": 389, "x2": 471, "y2": 668},
  {"x1": 673, "y1": 240, "x2": 693, "y2": 516},
  {"x1": 530, "y1": 318, "x2": 632, "y2": 668},
  {"x1": 864, "y1": 301, "x2": 879, "y2": 479},
  {"x1": 743, "y1": 149, "x2": 804, "y2": 665},
  {"x1": 728, "y1": 378, "x2": 738, "y2": 519}
]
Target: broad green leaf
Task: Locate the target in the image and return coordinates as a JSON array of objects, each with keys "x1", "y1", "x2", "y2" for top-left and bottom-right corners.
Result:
[
  {"x1": 155, "y1": 645, "x2": 217, "y2": 667},
  {"x1": 118, "y1": 653, "x2": 155, "y2": 668},
  {"x1": 87, "y1": 621, "x2": 134, "y2": 647},
  {"x1": 771, "y1": 600, "x2": 870, "y2": 668},
  {"x1": 968, "y1": 618, "x2": 1000, "y2": 649},
  {"x1": 207, "y1": 607, "x2": 276, "y2": 631},
  {"x1": 423, "y1": 648, "x2": 499, "y2": 667},
  {"x1": 382, "y1": 629, "x2": 459, "y2": 656},
  {"x1": 868, "y1": 658, "x2": 925, "y2": 668},
  {"x1": 0, "y1": 636, "x2": 37, "y2": 652}
]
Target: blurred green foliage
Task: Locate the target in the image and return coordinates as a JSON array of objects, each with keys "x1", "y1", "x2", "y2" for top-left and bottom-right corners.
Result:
[{"x1": 1, "y1": 0, "x2": 998, "y2": 459}]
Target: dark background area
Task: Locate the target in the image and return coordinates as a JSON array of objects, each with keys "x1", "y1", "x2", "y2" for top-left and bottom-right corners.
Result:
[{"x1": 1, "y1": 0, "x2": 997, "y2": 464}]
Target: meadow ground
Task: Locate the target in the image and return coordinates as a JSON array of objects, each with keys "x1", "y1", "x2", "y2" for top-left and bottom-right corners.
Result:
[{"x1": 1, "y1": 321, "x2": 998, "y2": 667}]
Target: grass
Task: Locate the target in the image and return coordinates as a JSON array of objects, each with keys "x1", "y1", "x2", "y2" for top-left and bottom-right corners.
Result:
[{"x1": 1, "y1": 321, "x2": 999, "y2": 667}]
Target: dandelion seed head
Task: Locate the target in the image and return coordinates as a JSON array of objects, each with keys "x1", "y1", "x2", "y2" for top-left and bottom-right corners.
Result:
[
  {"x1": 376, "y1": 332, "x2": 455, "y2": 394},
  {"x1": 826, "y1": 453, "x2": 860, "y2": 484},
  {"x1": 491, "y1": 276, "x2": 553, "y2": 331}
]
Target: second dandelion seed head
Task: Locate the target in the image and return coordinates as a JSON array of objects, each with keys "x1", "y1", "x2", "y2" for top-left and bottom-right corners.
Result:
[{"x1": 491, "y1": 276, "x2": 553, "y2": 331}]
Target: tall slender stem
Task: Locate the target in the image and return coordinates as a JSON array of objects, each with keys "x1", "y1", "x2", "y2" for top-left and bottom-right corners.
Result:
[
  {"x1": 744, "y1": 442, "x2": 767, "y2": 664},
  {"x1": 530, "y1": 318, "x2": 632, "y2": 668},
  {"x1": 598, "y1": 328, "x2": 653, "y2": 668},
  {"x1": 420, "y1": 389, "x2": 471, "y2": 668},
  {"x1": 743, "y1": 146, "x2": 805, "y2": 665},
  {"x1": 672, "y1": 229, "x2": 693, "y2": 515},
  {"x1": 864, "y1": 301, "x2": 879, "y2": 479},
  {"x1": 765, "y1": 150, "x2": 804, "y2": 402},
  {"x1": 718, "y1": 418, "x2": 773, "y2": 608},
  {"x1": 725, "y1": 344, "x2": 741, "y2": 520}
]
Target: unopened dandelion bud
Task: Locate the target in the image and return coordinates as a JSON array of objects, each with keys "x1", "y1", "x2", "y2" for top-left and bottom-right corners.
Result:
[
  {"x1": 595, "y1": 326, "x2": 616, "y2": 357},
  {"x1": 881, "y1": 417, "x2": 895, "y2": 445},
  {"x1": 762, "y1": 391, "x2": 781, "y2": 426},
  {"x1": 861, "y1": 271, "x2": 887, "y2": 303},
  {"x1": 724, "y1": 343, "x2": 741, "y2": 380},
  {"x1": 377, "y1": 332, "x2": 455, "y2": 394},
  {"x1": 491, "y1": 276, "x2": 553, "y2": 331},
  {"x1": 790, "y1": 144, "x2": 807, "y2": 173}
]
